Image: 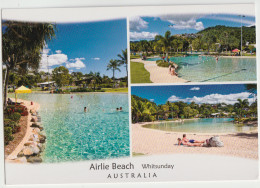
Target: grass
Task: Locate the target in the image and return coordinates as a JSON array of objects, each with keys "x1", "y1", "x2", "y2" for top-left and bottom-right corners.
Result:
[
  {"x1": 102, "y1": 88, "x2": 128, "y2": 93},
  {"x1": 132, "y1": 152, "x2": 145, "y2": 157},
  {"x1": 130, "y1": 55, "x2": 141, "y2": 59},
  {"x1": 130, "y1": 61, "x2": 152, "y2": 83}
]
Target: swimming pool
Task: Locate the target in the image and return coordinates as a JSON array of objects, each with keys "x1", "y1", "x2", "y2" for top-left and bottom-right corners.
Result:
[
  {"x1": 146, "y1": 56, "x2": 256, "y2": 82},
  {"x1": 143, "y1": 118, "x2": 257, "y2": 133},
  {"x1": 10, "y1": 93, "x2": 129, "y2": 162}
]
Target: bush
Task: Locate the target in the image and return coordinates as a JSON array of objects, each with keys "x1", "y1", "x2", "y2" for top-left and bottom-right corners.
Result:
[
  {"x1": 71, "y1": 88, "x2": 105, "y2": 92},
  {"x1": 8, "y1": 112, "x2": 21, "y2": 122},
  {"x1": 4, "y1": 127, "x2": 14, "y2": 145},
  {"x1": 4, "y1": 119, "x2": 19, "y2": 133},
  {"x1": 157, "y1": 61, "x2": 169, "y2": 67}
]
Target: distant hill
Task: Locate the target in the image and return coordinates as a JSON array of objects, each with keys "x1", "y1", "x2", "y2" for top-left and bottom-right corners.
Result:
[{"x1": 197, "y1": 25, "x2": 256, "y2": 44}]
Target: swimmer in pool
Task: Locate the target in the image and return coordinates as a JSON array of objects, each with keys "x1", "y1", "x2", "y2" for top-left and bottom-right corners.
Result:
[{"x1": 84, "y1": 107, "x2": 87, "y2": 112}]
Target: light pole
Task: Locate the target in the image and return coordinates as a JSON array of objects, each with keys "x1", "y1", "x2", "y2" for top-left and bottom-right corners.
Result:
[{"x1": 239, "y1": 15, "x2": 245, "y2": 56}]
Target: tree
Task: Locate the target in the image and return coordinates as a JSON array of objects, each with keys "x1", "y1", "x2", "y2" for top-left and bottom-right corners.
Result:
[
  {"x1": 52, "y1": 66, "x2": 70, "y2": 89},
  {"x1": 2, "y1": 21, "x2": 56, "y2": 108},
  {"x1": 234, "y1": 99, "x2": 249, "y2": 117},
  {"x1": 117, "y1": 49, "x2": 128, "y2": 85},
  {"x1": 155, "y1": 31, "x2": 175, "y2": 61},
  {"x1": 107, "y1": 59, "x2": 121, "y2": 88},
  {"x1": 88, "y1": 72, "x2": 101, "y2": 91},
  {"x1": 202, "y1": 32, "x2": 216, "y2": 53}
]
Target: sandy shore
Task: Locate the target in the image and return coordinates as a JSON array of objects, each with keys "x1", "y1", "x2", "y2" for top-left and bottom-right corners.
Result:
[
  {"x1": 5, "y1": 98, "x2": 40, "y2": 161},
  {"x1": 132, "y1": 121, "x2": 258, "y2": 159},
  {"x1": 131, "y1": 58, "x2": 187, "y2": 83}
]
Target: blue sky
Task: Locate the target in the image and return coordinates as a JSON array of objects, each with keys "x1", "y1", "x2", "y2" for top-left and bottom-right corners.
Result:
[
  {"x1": 131, "y1": 84, "x2": 256, "y2": 105},
  {"x1": 40, "y1": 19, "x2": 127, "y2": 78},
  {"x1": 130, "y1": 14, "x2": 255, "y2": 41}
]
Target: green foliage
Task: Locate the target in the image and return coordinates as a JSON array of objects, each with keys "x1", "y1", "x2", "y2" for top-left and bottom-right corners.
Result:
[
  {"x1": 52, "y1": 66, "x2": 71, "y2": 88},
  {"x1": 4, "y1": 119, "x2": 19, "y2": 134},
  {"x1": 8, "y1": 112, "x2": 21, "y2": 122},
  {"x1": 157, "y1": 61, "x2": 169, "y2": 67},
  {"x1": 4, "y1": 127, "x2": 14, "y2": 145},
  {"x1": 131, "y1": 95, "x2": 257, "y2": 123},
  {"x1": 70, "y1": 88, "x2": 105, "y2": 92}
]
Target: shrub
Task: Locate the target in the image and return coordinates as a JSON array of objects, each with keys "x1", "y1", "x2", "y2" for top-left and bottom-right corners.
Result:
[
  {"x1": 4, "y1": 127, "x2": 14, "y2": 145},
  {"x1": 156, "y1": 60, "x2": 163, "y2": 64},
  {"x1": 157, "y1": 61, "x2": 169, "y2": 67},
  {"x1": 8, "y1": 112, "x2": 21, "y2": 122},
  {"x1": 4, "y1": 119, "x2": 19, "y2": 133}
]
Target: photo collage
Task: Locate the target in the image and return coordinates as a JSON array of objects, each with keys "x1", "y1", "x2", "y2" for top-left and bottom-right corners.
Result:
[{"x1": 1, "y1": 4, "x2": 258, "y2": 184}]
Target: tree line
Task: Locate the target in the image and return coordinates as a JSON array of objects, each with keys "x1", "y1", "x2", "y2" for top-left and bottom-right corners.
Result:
[
  {"x1": 131, "y1": 94, "x2": 257, "y2": 123},
  {"x1": 130, "y1": 25, "x2": 256, "y2": 60}
]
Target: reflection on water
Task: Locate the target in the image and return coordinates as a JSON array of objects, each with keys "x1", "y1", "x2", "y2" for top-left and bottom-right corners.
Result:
[
  {"x1": 143, "y1": 118, "x2": 257, "y2": 133},
  {"x1": 147, "y1": 56, "x2": 256, "y2": 82},
  {"x1": 8, "y1": 93, "x2": 129, "y2": 163}
]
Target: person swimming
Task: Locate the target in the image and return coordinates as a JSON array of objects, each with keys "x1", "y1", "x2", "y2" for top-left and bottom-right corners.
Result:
[{"x1": 84, "y1": 107, "x2": 87, "y2": 112}]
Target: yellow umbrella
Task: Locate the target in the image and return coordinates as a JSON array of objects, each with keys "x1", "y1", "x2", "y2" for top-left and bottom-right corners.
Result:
[{"x1": 15, "y1": 86, "x2": 32, "y2": 103}]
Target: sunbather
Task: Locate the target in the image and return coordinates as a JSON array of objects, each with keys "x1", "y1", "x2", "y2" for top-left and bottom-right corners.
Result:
[
  {"x1": 177, "y1": 138, "x2": 203, "y2": 147},
  {"x1": 182, "y1": 134, "x2": 204, "y2": 144}
]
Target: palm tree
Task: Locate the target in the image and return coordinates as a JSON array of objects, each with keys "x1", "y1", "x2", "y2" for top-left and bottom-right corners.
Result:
[
  {"x1": 234, "y1": 99, "x2": 249, "y2": 117},
  {"x1": 107, "y1": 59, "x2": 121, "y2": 88},
  {"x1": 2, "y1": 21, "x2": 56, "y2": 108},
  {"x1": 117, "y1": 49, "x2": 128, "y2": 84},
  {"x1": 88, "y1": 72, "x2": 101, "y2": 91},
  {"x1": 155, "y1": 31, "x2": 175, "y2": 61}
]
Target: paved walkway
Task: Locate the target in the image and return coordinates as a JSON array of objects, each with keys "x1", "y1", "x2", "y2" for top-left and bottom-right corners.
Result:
[{"x1": 131, "y1": 58, "x2": 187, "y2": 83}]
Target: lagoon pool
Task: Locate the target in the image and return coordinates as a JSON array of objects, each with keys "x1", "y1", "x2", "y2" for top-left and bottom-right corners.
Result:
[
  {"x1": 10, "y1": 93, "x2": 129, "y2": 162},
  {"x1": 143, "y1": 118, "x2": 257, "y2": 133},
  {"x1": 147, "y1": 56, "x2": 256, "y2": 82}
]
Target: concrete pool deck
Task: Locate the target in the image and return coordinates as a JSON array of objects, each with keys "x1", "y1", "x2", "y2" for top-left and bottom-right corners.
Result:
[
  {"x1": 132, "y1": 121, "x2": 258, "y2": 159},
  {"x1": 131, "y1": 58, "x2": 187, "y2": 83}
]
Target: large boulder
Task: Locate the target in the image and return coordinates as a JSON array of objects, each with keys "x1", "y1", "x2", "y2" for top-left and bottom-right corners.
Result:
[
  {"x1": 23, "y1": 147, "x2": 34, "y2": 156},
  {"x1": 27, "y1": 156, "x2": 42, "y2": 163},
  {"x1": 13, "y1": 157, "x2": 27, "y2": 163}
]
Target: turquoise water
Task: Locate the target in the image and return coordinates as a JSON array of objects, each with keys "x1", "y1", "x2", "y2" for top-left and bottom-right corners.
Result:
[
  {"x1": 143, "y1": 118, "x2": 257, "y2": 133},
  {"x1": 9, "y1": 93, "x2": 129, "y2": 162},
  {"x1": 146, "y1": 56, "x2": 256, "y2": 82}
]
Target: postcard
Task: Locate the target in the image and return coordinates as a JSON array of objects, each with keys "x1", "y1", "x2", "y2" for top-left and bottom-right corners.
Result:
[{"x1": 0, "y1": 3, "x2": 258, "y2": 186}]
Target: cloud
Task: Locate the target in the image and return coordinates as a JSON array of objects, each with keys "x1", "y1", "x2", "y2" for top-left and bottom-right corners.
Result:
[
  {"x1": 91, "y1": 57, "x2": 100, "y2": 61},
  {"x1": 66, "y1": 58, "x2": 86, "y2": 69},
  {"x1": 130, "y1": 31, "x2": 158, "y2": 41},
  {"x1": 150, "y1": 99, "x2": 154, "y2": 102},
  {"x1": 190, "y1": 87, "x2": 200, "y2": 91},
  {"x1": 168, "y1": 92, "x2": 255, "y2": 105},
  {"x1": 130, "y1": 16, "x2": 148, "y2": 31},
  {"x1": 158, "y1": 14, "x2": 204, "y2": 30},
  {"x1": 55, "y1": 50, "x2": 62, "y2": 54},
  {"x1": 206, "y1": 14, "x2": 255, "y2": 26},
  {"x1": 40, "y1": 47, "x2": 68, "y2": 73}
]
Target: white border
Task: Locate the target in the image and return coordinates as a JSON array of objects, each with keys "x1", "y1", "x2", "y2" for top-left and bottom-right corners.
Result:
[{"x1": 0, "y1": 0, "x2": 259, "y2": 188}]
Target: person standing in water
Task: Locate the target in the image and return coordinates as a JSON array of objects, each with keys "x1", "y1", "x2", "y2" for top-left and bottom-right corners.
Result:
[{"x1": 84, "y1": 107, "x2": 87, "y2": 112}]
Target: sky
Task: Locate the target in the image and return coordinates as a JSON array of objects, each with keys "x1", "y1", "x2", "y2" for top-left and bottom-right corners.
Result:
[
  {"x1": 131, "y1": 84, "x2": 256, "y2": 105},
  {"x1": 130, "y1": 14, "x2": 255, "y2": 41},
  {"x1": 40, "y1": 19, "x2": 127, "y2": 78}
]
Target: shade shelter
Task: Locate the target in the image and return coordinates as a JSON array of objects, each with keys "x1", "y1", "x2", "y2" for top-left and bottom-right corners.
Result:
[{"x1": 15, "y1": 86, "x2": 32, "y2": 103}]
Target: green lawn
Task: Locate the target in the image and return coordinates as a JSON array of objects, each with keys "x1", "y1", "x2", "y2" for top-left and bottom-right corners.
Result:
[
  {"x1": 102, "y1": 88, "x2": 128, "y2": 93},
  {"x1": 131, "y1": 61, "x2": 152, "y2": 83},
  {"x1": 132, "y1": 152, "x2": 145, "y2": 157}
]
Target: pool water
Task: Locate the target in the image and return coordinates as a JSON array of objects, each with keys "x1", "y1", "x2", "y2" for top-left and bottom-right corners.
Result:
[
  {"x1": 147, "y1": 56, "x2": 256, "y2": 82},
  {"x1": 9, "y1": 93, "x2": 129, "y2": 163},
  {"x1": 143, "y1": 118, "x2": 257, "y2": 133}
]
